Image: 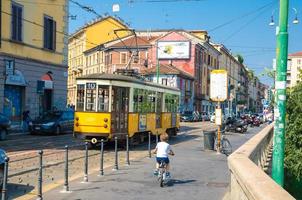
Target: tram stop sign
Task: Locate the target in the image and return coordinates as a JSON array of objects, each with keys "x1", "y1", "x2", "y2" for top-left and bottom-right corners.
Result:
[{"x1": 210, "y1": 70, "x2": 228, "y2": 102}]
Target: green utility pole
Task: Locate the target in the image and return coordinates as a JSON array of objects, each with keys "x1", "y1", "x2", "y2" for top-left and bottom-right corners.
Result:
[{"x1": 272, "y1": 0, "x2": 289, "y2": 187}]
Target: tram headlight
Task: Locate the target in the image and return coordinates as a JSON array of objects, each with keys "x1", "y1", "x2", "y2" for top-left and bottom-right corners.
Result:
[
  {"x1": 104, "y1": 118, "x2": 108, "y2": 122},
  {"x1": 104, "y1": 124, "x2": 108, "y2": 128},
  {"x1": 76, "y1": 123, "x2": 79, "y2": 127},
  {"x1": 76, "y1": 117, "x2": 79, "y2": 121}
]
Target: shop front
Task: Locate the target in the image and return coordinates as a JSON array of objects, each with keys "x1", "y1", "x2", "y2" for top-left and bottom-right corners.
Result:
[{"x1": 3, "y1": 70, "x2": 26, "y2": 124}]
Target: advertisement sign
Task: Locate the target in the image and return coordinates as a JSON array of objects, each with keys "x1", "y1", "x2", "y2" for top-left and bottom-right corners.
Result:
[
  {"x1": 139, "y1": 114, "x2": 147, "y2": 131},
  {"x1": 157, "y1": 41, "x2": 190, "y2": 59},
  {"x1": 210, "y1": 70, "x2": 228, "y2": 102},
  {"x1": 215, "y1": 108, "x2": 222, "y2": 125}
]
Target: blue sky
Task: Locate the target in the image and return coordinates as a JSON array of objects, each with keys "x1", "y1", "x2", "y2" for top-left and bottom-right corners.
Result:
[{"x1": 69, "y1": 0, "x2": 302, "y2": 86}]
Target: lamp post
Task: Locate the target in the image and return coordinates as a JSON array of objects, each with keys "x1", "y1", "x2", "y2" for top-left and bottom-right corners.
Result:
[
  {"x1": 272, "y1": 0, "x2": 289, "y2": 187},
  {"x1": 269, "y1": 7, "x2": 299, "y2": 26}
]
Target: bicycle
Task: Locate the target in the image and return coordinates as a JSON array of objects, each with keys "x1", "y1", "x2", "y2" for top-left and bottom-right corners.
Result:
[
  {"x1": 214, "y1": 130, "x2": 232, "y2": 156},
  {"x1": 158, "y1": 160, "x2": 169, "y2": 187}
]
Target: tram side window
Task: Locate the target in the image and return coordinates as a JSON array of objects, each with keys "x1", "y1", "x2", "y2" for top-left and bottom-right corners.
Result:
[
  {"x1": 156, "y1": 92, "x2": 162, "y2": 113},
  {"x1": 148, "y1": 91, "x2": 156, "y2": 113},
  {"x1": 133, "y1": 88, "x2": 139, "y2": 112},
  {"x1": 98, "y1": 86, "x2": 109, "y2": 112},
  {"x1": 76, "y1": 84, "x2": 85, "y2": 111},
  {"x1": 86, "y1": 83, "x2": 96, "y2": 111}
]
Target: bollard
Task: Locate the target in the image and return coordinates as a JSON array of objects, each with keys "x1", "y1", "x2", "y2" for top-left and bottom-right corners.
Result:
[
  {"x1": 113, "y1": 137, "x2": 118, "y2": 170},
  {"x1": 148, "y1": 132, "x2": 151, "y2": 158},
  {"x1": 126, "y1": 135, "x2": 130, "y2": 166},
  {"x1": 83, "y1": 142, "x2": 88, "y2": 182},
  {"x1": 1, "y1": 157, "x2": 9, "y2": 200},
  {"x1": 37, "y1": 150, "x2": 43, "y2": 200},
  {"x1": 99, "y1": 139, "x2": 104, "y2": 176},
  {"x1": 63, "y1": 145, "x2": 69, "y2": 192}
]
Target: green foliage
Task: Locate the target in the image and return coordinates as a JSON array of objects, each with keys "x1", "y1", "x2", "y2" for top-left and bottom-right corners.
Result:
[
  {"x1": 285, "y1": 82, "x2": 302, "y2": 180},
  {"x1": 236, "y1": 54, "x2": 244, "y2": 64}
]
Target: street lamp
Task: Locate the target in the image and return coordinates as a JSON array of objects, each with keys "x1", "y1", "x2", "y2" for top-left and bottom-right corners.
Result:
[
  {"x1": 292, "y1": 8, "x2": 299, "y2": 24},
  {"x1": 269, "y1": 8, "x2": 299, "y2": 26}
]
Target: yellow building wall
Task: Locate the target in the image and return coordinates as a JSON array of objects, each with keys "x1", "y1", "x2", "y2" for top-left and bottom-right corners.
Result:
[
  {"x1": 0, "y1": 0, "x2": 67, "y2": 65},
  {"x1": 85, "y1": 17, "x2": 129, "y2": 50}
]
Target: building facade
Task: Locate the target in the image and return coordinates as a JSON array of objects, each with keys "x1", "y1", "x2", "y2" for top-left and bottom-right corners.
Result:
[
  {"x1": 287, "y1": 51, "x2": 302, "y2": 88},
  {"x1": 83, "y1": 35, "x2": 153, "y2": 75},
  {"x1": 0, "y1": 0, "x2": 69, "y2": 124},
  {"x1": 67, "y1": 16, "x2": 129, "y2": 105}
]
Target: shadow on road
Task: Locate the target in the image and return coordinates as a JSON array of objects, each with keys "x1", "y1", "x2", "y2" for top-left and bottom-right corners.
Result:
[
  {"x1": 167, "y1": 179, "x2": 197, "y2": 186},
  {"x1": 4, "y1": 183, "x2": 35, "y2": 200}
]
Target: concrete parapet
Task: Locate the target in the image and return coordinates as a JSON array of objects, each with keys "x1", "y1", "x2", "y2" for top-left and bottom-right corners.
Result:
[{"x1": 227, "y1": 124, "x2": 295, "y2": 200}]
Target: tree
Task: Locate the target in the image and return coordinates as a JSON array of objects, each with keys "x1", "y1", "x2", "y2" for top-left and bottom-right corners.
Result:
[
  {"x1": 284, "y1": 81, "x2": 302, "y2": 199},
  {"x1": 236, "y1": 54, "x2": 244, "y2": 64}
]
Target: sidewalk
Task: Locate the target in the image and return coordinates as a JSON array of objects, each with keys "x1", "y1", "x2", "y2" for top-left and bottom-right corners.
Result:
[{"x1": 40, "y1": 125, "x2": 265, "y2": 200}]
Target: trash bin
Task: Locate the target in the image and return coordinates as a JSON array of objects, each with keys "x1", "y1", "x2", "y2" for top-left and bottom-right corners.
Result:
[{"x1": 203, "y1": 130, "x2": 216, "y2": 150}]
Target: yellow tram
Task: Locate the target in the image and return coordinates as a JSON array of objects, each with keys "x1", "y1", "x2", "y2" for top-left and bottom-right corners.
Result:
[{"x1": 73, "y1": 72, "x2": 180, "y2": 144}]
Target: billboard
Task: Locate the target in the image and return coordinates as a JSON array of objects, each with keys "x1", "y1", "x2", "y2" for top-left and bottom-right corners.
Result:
[
  {"x1": 210, "y1": 70, "x2": 228, "y2": 102},
  {"x1": 157, "y1": 41, "x2": 190, "y2": 59}
]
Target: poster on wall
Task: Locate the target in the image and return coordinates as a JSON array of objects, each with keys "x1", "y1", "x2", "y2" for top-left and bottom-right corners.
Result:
[{"x1": 157, "y1": 41, "x2": 190, "y2": 59}]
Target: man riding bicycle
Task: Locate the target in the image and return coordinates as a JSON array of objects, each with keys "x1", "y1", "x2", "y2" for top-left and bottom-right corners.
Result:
[{"x1": 153, "y1": 133, "x2": 175, "y2": 178}]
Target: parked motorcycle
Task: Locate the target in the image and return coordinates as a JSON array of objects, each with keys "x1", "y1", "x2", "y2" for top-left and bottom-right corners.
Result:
[{"x1": 224, "y1": 117, "x2": 248, "y2": 133}]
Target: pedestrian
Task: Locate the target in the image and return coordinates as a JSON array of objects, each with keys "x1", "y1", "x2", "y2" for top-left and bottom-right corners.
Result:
[{"x1": 22, "y1": 110, "x2": 32, "y2": 133}]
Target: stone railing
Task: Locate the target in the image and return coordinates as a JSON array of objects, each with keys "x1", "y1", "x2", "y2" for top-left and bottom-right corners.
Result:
[{"x1": 227, "y1": 124, "x2": 295, "y2": 200}]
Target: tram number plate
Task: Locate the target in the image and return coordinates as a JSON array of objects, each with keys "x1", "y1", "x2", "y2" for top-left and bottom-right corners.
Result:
[{"x1": 86, "y1": 83, "x2": 96, "y2": 90}]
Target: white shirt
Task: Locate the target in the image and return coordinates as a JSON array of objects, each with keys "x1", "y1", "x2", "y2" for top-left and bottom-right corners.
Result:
[{"x1": 156, "y1": 142, "x2": 171, "y2": 158}]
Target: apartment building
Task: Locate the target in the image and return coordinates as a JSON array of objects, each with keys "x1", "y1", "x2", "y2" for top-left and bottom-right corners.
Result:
[{"x1": 0, "y1": 0, "x2": 69, "y2": 123}]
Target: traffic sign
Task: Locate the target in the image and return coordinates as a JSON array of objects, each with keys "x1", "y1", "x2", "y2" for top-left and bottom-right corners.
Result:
[{"x1": 210, "y1": 70, "x2": 228, "y2": 102}]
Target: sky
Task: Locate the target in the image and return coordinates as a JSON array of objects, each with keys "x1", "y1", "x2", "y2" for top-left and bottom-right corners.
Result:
[{"x1": 68, "y1": 0, "x2": 302, "y2": 86}]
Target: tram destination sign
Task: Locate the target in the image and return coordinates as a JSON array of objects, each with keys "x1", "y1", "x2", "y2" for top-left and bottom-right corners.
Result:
[
  {"x1": 210, "y1": 70, "x2": 228, "y2": 102},
  {"x1": 86, "y1": 83, "x2": 96, "y2": 90}
]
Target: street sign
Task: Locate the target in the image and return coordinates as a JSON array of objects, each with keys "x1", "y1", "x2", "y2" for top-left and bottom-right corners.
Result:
[
  {"x1": 215, "y1": 108, "x2": 222, "y2": 125},
  {"x1": 210, "y1": 70, "x2": 228, "y2": 102}
]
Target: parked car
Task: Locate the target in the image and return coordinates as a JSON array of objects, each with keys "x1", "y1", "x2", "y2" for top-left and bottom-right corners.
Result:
[
  {"x1": 30, "y1": 110, "x2": 74, "y2": 135},
  {"x1": 0, "y1": 113, "x2": 11, "y2": 141},
  {"x1": 0, "y1": 149, "x2": 7, "y2": 186}
]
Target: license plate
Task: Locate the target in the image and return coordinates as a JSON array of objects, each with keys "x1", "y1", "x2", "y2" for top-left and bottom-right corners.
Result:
[{"x1": 35, "y1": 127, "x2": 41, "y2": 130}]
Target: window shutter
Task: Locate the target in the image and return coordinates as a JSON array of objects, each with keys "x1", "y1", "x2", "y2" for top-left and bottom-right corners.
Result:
[
  {"x1": 53, "y1": 20, "x2": 56, "y2": 50},
  {"x1": 11, "y1": 5, "x2": 17, "y2": 40},
  {"x1": 17, "y1": 6, "x2": 22, "y2": 41},
  {"x1": 43, "y1": 17, "x2": 48, "y2": 48}
]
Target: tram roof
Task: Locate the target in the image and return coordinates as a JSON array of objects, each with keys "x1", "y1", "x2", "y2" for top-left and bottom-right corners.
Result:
[{"x1": 77, "y1": 73, "x2": 180, "y2": 92}]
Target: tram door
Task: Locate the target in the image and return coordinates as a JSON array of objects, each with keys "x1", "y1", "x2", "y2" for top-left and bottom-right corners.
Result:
[{"x1": 111, "y1": 87, "x2": 129, "y2": 134}]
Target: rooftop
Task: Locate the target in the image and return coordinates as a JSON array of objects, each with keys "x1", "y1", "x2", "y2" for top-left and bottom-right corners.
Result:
[
  {"x1": 289, "y1": 51, "x2": 302, "y2": 57},
  {"x1": 142, "y1": 64, "x2": 195, "y2": 80}
]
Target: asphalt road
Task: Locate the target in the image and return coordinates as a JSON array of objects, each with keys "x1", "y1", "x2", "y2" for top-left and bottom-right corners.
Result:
[{"x1": 40, "y1": 123, "x2": 266, "y2": 200}]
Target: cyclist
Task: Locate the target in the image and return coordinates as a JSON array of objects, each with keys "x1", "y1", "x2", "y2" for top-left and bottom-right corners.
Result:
[{"x1": 153, "y1": 133, "x2": 175, "y2": 178}]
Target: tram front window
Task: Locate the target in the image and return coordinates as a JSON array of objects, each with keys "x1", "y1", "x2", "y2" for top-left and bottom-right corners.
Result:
[
  {"x1": 76, "y1": 84, "x2": 85, "y2": 111},
  {"x1": 98, "y1": 86, "x2": 109, "y2": 112},
  {"x1": 86, "y1": 83, "x2": 96, "y2": 111}
]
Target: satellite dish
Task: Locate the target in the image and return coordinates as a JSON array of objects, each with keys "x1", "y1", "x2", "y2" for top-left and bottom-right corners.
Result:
[{"x1": 112, "y1": 4, "x2": 120, "y2": 12}]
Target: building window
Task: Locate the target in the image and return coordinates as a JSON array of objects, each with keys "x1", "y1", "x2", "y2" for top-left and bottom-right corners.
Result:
[
  {"x1": 43, "y1": 15, "x2": 56, "y2": 50},
  {"x1": 109, "y1": 53, "x2": 112, "y2": 64},
  {"x1": 11, "y1": 2, "x2": 23, "y2": 41},
  {"x1": 162, "y1": 78, "x2": 168, "y2": 86},
  {"x1": 208, "y1": 55, "x2": 211, "y2": 65},
  {"x1": 298, "y1": 59, "x2": 301, "y2": 65},
  {"x1": 120, "y1": 52, "x2": 127, "y2": 64}
]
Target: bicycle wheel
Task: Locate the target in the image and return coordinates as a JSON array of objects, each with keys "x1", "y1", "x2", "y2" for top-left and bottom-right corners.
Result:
[{"x1": 221, "y1": 138, "x2": 232, "y2": 156}]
